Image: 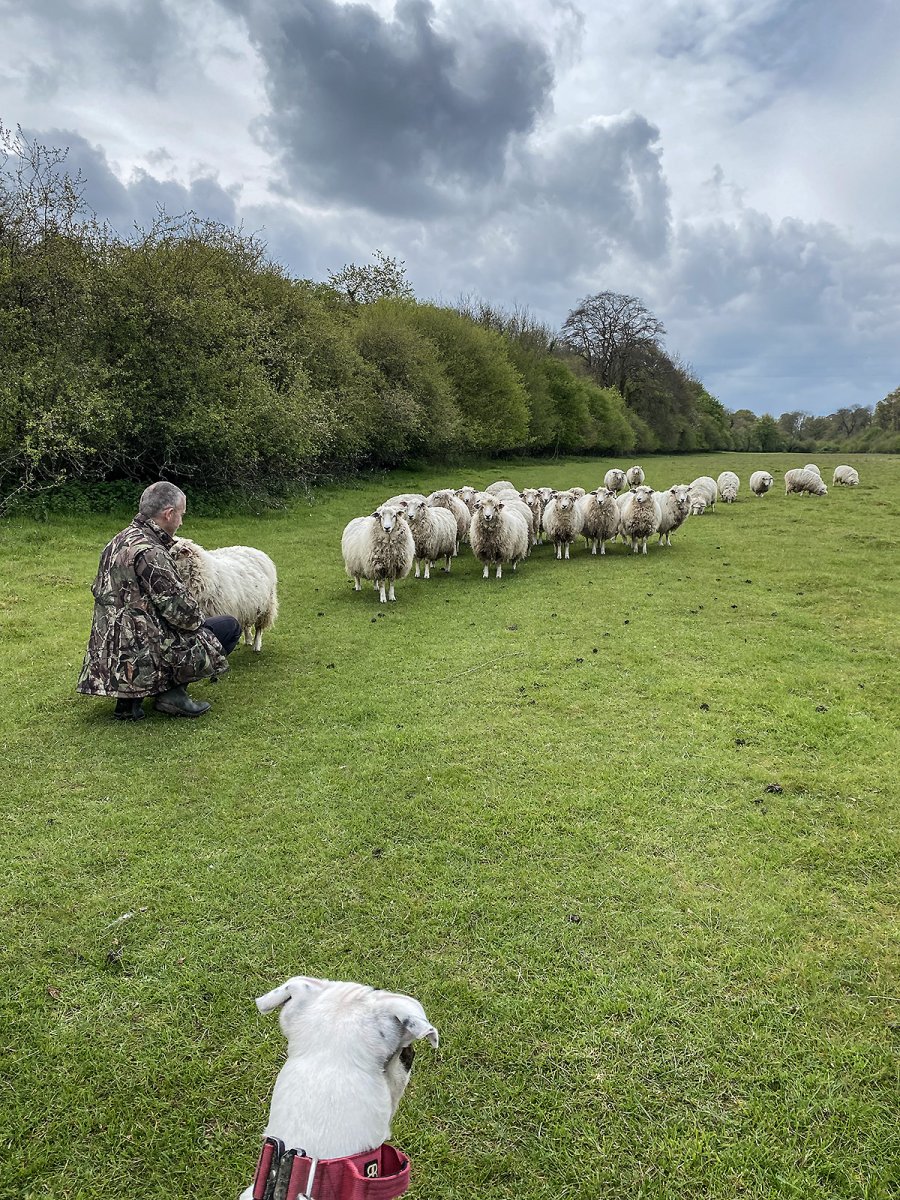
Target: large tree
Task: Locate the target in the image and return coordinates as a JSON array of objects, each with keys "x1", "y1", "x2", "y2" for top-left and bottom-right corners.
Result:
[{"x1": 560, "y1": 291, "x2": 665, "y2": 394}]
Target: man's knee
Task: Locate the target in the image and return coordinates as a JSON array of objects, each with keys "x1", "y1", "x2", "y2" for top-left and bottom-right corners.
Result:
[{"x1": 203, "y1": 615, "x2": 242, "y2": 655}]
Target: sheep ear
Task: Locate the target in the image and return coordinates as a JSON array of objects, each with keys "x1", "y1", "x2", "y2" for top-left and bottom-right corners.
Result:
[
  {"x1": 370, "y1": 510, "x2": 380, "y2": 518},
  {"x1": 378, "y1": 996, "x2": 439, "y2": 1051},
  {"x1": 256, "y1": 976, "x2": 328, "y2": 1014}
]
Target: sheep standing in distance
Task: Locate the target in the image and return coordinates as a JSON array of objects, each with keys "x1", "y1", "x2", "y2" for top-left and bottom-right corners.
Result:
[
  {"x1": 542, "y1": 490, "x2": 585, "y2": 559},
  {"x1": 749, "y1": 471, "x2": 774, "y2": 496},
  {"x1": 341, "y1": 508, "x2": 415, "y2": 603},
  {"x1": 625, "y1": 465, "x2": 645, "y2": 489},
  {"x1": 804, "y1": 463, "x2": 822, "y2": 477},
  {"x1": 717, "y1": 471, "x2": 740, "y2": 503},
  {"x1": 469, "y1": 494, "x2": 529, "y2": 579},
  {"x1": 577, "y1": 488, "x2": 620, "y2": 555},
  {"x1": 654, "y1": 485, "x2": 691, "y2": 547},
  {"x1": 171, "y1": 538, "x2": 279, "y2": 652},
  {"x1": 785, "y1": 468, "x2": 828, "y2": 496},
  {"x1": 428, "y1": 489, "x2": 471, "y2": 546},
  {"x1": 454, "y1": 485, "x2": 479, "y2": 514},
  {"x1": 604, "y1": 468, "x2": 627, "y2": 494},
  {"x1": 833, "y1": 465, "x2": 859, "y2": 486},
  {"x1": 619, "y1": 486, "x2": 661, "y2": 554},
  {"x1": 403, "y1": 498, "x2": 458, "y2": 578},
  {"x1": 520, "y1": 488, "x2": 545, "y2": 544},
  {"x1": 485, "y1": 480, "x2": 517, "y2": 496},
  {"x1": 688, "y1": 476, "x2": 718, "y2": 513}
]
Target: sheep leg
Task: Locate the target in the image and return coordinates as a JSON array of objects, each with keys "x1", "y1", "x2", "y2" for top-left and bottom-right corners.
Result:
[
  {"x1": 424, "y1": 561, "x2": 431, "y2": 580},
  {"x1": 556, "y1": 543, "x2": 562, "y2": 560},
  {"x1": 591, "y1": 538, "x2": 597, "y2": 555},
  {"x1": 353, "y1": 576, "x2": 362, "y2": 592},
  {"x1": 482, "y1": 564, "x2": 489, "y2": 579},
  {"x1": 378, "y1": 581, "x2": 387, "y2": 604},
  {"x1": 496, "y1": 564, "x2": 503, "y2": 579},
  {"x1": 388, "y1": 581, "x2": 396, "y2": 602},
  {"x1": 641, "y1": 538, "x2": 648, "y2": 555},
  {"x1": 415, "y1": 561, "x2": 421, "y2": 578},
  {"x1": 600, "y1": 540, "x2": 606, "y2": 556},
  {"x1": 445, "y1": 554, "x2": 452, "y2": 571},
  {"x1": 564, "y1": 543, "x2": 570, "y2": 560},
  {"x1": 252, "y1": 628, "x2": 263, "y2": 652}
]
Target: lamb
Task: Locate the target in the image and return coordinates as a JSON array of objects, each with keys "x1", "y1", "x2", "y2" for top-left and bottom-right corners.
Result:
[
  {"x1": 603, "y1": 468, "x2": 627, "y2": 494},
  {"x1": 717, "y1": 471, "x2": 740, "y2": 503},
  {"x1": 654, "y1": 485, "x2": 691, "y2": 546},
  {"x1": 170, "y1": 538, "x2": 278, "y2": 652},
  {"x1": 542, "y1": 490, "x2": 585, "y2": 559},
  {"x1": 749, "y1": 470, "x2": 774, "y2": 496},
  {"x1": 804, "y1": 463, "x2": 822, "y2": 477},
  {"x1": 428, "y1": 489, "x2": 471, "y2": 544},
  {"x1": 403, "y1": 497, "x2": 458, "y2": 578},
  {"x1": 576, "y1": 488, "x2": 619, "y2": 555},
  {"x1": 688, "y1": 476, "x2": 717, "y2": 513},
  {"x1": 341, "y1": 508, "x2": 415, "y2": 603},
  {"x1": 485, "y1": 480, "x2": 517, "y2": 496},
  {"x1": 469, "y1": 493, "x2": 530, "y2": 579},
  {"x1": 625, "y1": 465, "x2": 645, "y2": 489},
  {"x1": 618, "y1": 485, "x2": 661, "y2": 554},
  {"x1": 833, "y1": 464, "x2": 859, "y2": 486},
  {"x1": 785, "y1": 468, "x2": 828, "y2": 496}
]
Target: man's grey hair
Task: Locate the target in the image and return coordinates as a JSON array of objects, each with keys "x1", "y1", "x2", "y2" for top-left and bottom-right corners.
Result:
[{"x1": 139, "y1": 481, "x2": 186, "y2": 517}]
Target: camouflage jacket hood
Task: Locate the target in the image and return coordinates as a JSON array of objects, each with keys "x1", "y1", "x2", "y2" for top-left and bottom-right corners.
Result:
[{"x1": 77, "y1": 514, "x2": 229, "y2": 698}]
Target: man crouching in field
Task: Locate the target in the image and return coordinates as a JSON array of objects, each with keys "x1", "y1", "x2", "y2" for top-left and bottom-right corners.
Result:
[{"x1": 76, "y1": 481, "x2": 241, "y2": 720}]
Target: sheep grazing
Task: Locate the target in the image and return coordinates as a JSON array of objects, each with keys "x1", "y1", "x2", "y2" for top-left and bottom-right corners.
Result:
[
  {"x1": 749, "y1": 470, "x2": 774, "y2": 497},
  {"x1": 469, "y1": 493, "x2": 529, "y2": 579},
  {"x1": 833, "y1": 464, "x2": 859, "y2": 487},
  {"x1": 619, "y1": 485, "x2": 661, "y2": 554},
  {"x1": 171, "y1": 538, "x2": 278, "y2": 652},
  {"x1": 785, "y1": 468, "x2": 828, "y2": 496},
  {"x1": 688, "y1": 494, "x2": 707, "y2": 517},
  {"x1": 688, "y1": 476, "x2": 717, "y2": 514},
  {"x1": 485, "y1": 480, "x2": 516, "y2": 496},
  {"x1": 654, "y1": 485, "x2": 691, "y2": 547},
  {"x1": 603, "y1": 468, "x2": 627, "y2": 494},
  {"x1": 403, "y1": 498, "x2": 458, "y2": 578},
  {"x1": 428, "y1": 489, "x2": 472, "y2": 545},
  {"x1": 804, "y1": 463, "x2": 822, "y2": 477},
  {"x1": 542, "y1": 490, "x2": 585, "y2": 559},
  {"x1": 625, "y1": 465, "x2": 645, "y2": 489},
  {"x1": 717, "y1": 471, "x2": 740, "y2": 503},
  {"x1": 576, "y1": 488, "x2": 619, "y2": 555},
  {"x1": 341, "y1": 508, "x2": 415, "y2": 603}
]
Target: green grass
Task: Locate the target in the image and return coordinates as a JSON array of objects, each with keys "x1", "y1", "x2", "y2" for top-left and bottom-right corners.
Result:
[{"x1": 1, "y1": 452, "x2": 898, "y2": 1200}]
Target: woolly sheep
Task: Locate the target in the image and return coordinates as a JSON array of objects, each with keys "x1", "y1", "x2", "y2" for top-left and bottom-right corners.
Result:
[
  {"x1": 492, "y1": 489, "x2": 537, "y2": 546},
  {"x1": 619, "y1": 485, "x2": 661, "y2": 554},
  {"x1": 542, "y1": 490, "x2": 585, "y2": 559},
  {"x1": 688, "y1": 476, "x2": 717, "y2": 513},
  {"x1": 603, "y1": 468, "x2": 627, "y2": 494},
  {"x1": 654, "y1": 485, "x2": 691, "y2": 547},
  {"x1": 833, "y1": 464, "x2": 859, "y2": 487},
  {"x1": 383, "y1": 492, "x2": 427, "y2": 513},
  {"x1": 576, "y1": 488, "x2": 619, "y2": 555},
  {"x1": 485, "y1": 480, "x2": 517, "y2": 496},
  {"x1": 785, "y1": 468, "x2": 828, "y2": 496},
  {"x1": 454, "y1": 486, "x2": 479, "y2": 514},
  {"x1": 341, "y1": 508, "x2": 415, "y2": 603},
  {"x1": 520, "y1": 488, "x2": 545, "y2": 544},
  {"x1": 403, "y1": 498, "x2": 458, "y2": 578},
  {"x1": 625, "y1": 465, "x2": 645, "y2": 489},
  {"x1": 749, "y1": 470, "x2": 774, "y2": 496},
  {"x1": 428, "y1": 489, "x2": 471, "y2": 544},
  {"x1": 469, "y1": 493, "x2": 529, "y2": 579},
  {"x1": 171, "y1": 538, "x2": 278, "y2": 652},
  {"x1": 804, "y1": 463, "x2": 822, "y2": 477},
  {"x1": 717, "y1": 471, "x2": 740, "y2": 503}
]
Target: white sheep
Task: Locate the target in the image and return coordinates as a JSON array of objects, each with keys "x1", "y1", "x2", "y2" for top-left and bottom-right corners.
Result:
[
  {"x1": 341, "y1": 508, "x2": 415, "y2": 603},
  {"x1": 603, "y1": 468, "x2": 627, "y2": 494},
  {"x1": 403, "y1": 497, "x2": 458, "y2": 578},
  {"x1": 542, "y1": 490, "x2": 585, "y2": 559},
  {"x1": 832, "y1": 464, "x2": 859, "y2": 486},
  {"x1": 625, "y1": 465, "x2": 645, "y2": 489},
  {"x1": 688, "y1": 494, "x2": 707, "y2": 517},
  {"x1": 749, "y1": 470, "x2": 774, "y2": 496},
  {"x1": 454, "y1": 486, "x2": 479, "y2": 514},
  {"x1": 492, "y1": 489, "x2": 537, "y2": 546},
  {"x1": 469, "y1": 493, "x2": 529, "y2": 579},
  {"x1": 654, "y1": 485, "x2": 691, "y2": 547},
  {"x1": 576, "y1": 488, "x2": 619, "y2": 555},
  {"x1": 618, "y1": 485, "x2": 661, "y2": 554},
  {"x1": 428, "y1": 489, "x2": 471, "y2": 544},
  {"x1": 688, "y1": 476, "x2": 717, "y2": 513},
  {"x1": 520, "y1": 488, "x2": 545, "y2": 544},
  {"x1": 171, "y1": 538, "x2": 278, "y2": 652},
  {"x1": 717, "y1": 471, "x2": 740, "y2": 503},
  {"x1": 382, "y1": 492, "x2": 427, "y2": 514},
  {"x1": 485, "y1": 480, "x2": 517, "y2": 496},
  {"x1": 785, "y1": 468, "x2": 828, "y2": 496},
  {"x1": 804, "y1": 463, "x2": 822, "y2": 477}
]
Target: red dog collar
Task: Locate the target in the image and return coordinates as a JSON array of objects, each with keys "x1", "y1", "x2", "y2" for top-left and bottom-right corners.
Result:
[{"x1": 252, "y1": 1136, "x2": 411, "y2": 1200}]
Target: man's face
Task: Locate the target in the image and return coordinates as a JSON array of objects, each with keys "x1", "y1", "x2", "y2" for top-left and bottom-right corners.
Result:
[{"x1": 156, "y1": 499, "x2": 186, "y2": 536}]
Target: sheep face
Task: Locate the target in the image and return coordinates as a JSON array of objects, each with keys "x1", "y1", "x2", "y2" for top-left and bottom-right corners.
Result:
[
  {"x1": 632, "y1": 485, "x2": 654, "y2": 507},
  {"x1": 555, "y1": 492, "x2": 574, "y2": 512},
  {"x1": 475, "y1": 496, "x2": 504, "y2": 523},
  {"x1": 373, "y1": 508, "x2": 399, "y2": 534}
]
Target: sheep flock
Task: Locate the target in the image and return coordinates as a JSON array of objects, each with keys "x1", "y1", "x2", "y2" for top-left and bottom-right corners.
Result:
[{"x1": 341, "y1": 462, "x2": 862, "y2": 601}]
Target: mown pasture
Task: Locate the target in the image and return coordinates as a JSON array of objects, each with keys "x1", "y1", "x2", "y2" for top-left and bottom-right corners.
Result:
[{"x1": 1, "y1": 452, "x2": 898, "y2": 1200}]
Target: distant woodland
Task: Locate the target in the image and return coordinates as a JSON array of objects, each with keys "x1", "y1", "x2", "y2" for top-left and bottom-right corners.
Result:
[{"x1": 2, "y1": 127, "x2": 896, "y2": 511}]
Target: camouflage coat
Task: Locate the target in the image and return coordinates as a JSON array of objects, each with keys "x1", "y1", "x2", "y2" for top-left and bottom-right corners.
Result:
[{"x1": 77, "y1": 514, "x2": 230, "y2": 698}]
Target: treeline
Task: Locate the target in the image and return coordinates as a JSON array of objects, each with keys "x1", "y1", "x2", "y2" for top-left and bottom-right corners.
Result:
[
  {"x1": 729, "y1": 395, "x2": 900, "y2": 455},
  {"x1": 1, "y1": 128, "x2": 736, "y2": 509}
]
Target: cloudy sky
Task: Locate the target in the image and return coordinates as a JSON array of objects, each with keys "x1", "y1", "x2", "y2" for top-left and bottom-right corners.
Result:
[{"x1": 2, "y1": 0, "x2": 899, "y2": 416}]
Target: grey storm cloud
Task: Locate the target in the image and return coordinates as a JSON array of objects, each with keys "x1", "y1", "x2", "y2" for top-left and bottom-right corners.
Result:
[{"x1": 227, "y1": 0, "x2": 555, "y2": 214}]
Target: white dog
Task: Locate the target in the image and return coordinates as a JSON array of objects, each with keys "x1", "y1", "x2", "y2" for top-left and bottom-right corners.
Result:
[{"x1": 241, "y1": 975, "x2": 438, "y2": 1200}]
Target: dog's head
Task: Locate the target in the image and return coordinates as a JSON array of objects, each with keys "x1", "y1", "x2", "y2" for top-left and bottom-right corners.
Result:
[{"x1": 257, "y1": 976, "x2": 438, "y2": 1114}]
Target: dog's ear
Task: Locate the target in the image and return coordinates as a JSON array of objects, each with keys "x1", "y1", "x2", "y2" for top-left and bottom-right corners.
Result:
[
  {"x1": 255, "y1": 976, "x2": 328, "y2": 1014},
  {"x1": 378, "y1": 995, "x2": 439, "y2": 1050}
]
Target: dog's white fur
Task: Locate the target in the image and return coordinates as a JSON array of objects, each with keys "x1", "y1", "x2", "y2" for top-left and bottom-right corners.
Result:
[{"x1": 240, "y1": 976, "x2": 438, "y2": 1199}]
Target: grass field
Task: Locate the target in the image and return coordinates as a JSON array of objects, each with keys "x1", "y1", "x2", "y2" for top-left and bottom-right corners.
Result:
[{"x1": 1, "y1": 452, "x2": 898, "y2": 1200}]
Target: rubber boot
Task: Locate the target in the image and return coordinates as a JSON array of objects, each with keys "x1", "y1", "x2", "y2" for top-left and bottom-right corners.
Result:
[
  {"x1": 152, "y1": 685, "x2": 211, "y2": 718},
  {"x1": 113, "y1": 698, "x2": 146, "y2": 721}
]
